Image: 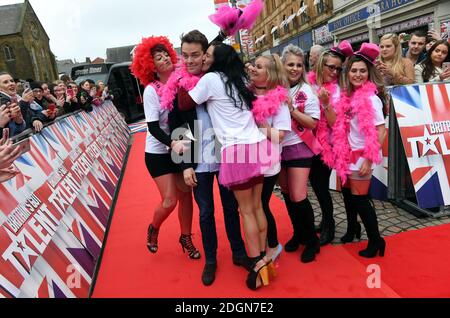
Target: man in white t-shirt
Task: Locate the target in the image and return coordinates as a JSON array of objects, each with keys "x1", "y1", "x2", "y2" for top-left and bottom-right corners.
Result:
[{"x1": 177, "y1": 31, "x2": 249, "y2": 287}]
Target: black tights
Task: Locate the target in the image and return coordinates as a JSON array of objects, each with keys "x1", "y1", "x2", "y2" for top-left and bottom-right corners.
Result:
[
  {"x1": 262, "y1": 174, "x2": 279, "y2": 249},
  {"x1": 309, "y1": 155, "x2": 334, "y2": 225}
]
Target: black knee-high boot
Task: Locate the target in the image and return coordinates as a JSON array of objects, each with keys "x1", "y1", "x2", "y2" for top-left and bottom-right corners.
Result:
[
  {"x1": 292, "y1": 199, "x2": 320, "y2": 263},
  {"x1": 352, "y1": 194, "x2": 386, "y2": 258},
  {"x1": 340, "y1": 188, "x2": 362, "y2": 243},
  {"x1": 282, "y1": 192, "x2": 303, "y2": 252}
]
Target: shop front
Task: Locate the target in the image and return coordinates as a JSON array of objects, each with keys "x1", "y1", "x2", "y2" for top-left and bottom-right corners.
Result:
[{"x1": 328, "y1": 0, "x2": 438, "y2": 44}]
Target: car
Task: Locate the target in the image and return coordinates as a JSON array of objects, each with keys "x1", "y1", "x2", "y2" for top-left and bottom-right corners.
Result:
[{"x1": 70, "y1": 62, "x2": 144, "y2": 123}]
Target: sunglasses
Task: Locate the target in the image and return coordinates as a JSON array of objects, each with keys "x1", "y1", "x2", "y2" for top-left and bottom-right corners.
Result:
[{"x1": 324, "y1": 64, "x2": 343, "y2": 72}]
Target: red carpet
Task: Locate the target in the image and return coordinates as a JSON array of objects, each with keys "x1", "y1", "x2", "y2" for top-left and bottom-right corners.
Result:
[{"x1": 92, "y1": 133, "x2": 450, "y2": 298}]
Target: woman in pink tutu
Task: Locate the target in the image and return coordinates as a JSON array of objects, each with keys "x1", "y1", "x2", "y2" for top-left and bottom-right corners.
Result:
[
  {"x1": 248, "y1": 54, "x2": 291, "y2": 264},
  {"x1": 186, "y1": 43, "x2": 279, "y2": 290}
]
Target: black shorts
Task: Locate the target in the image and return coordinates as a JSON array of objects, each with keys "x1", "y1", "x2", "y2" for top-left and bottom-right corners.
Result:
[
  {"x1": 145, "y1": 153, "x2": 181, "y2": 178},
  {"x1": 281, "y1": 158, "x2": 313, "y2": 168}
]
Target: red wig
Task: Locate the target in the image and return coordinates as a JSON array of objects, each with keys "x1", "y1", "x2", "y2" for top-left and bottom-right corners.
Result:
[{"x1": 130, "y1": 36, "x2": 178, "y2": 86}]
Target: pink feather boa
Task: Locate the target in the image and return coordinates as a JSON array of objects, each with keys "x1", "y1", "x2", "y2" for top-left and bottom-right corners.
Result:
[
  {"x1": 307, "y1": 71, "x2": 338, "y2": 167},
  {"x1": 252, "y1": 86, "x2": 288, "y2": 124},
  {"x1": 209, "y1": 0, "x2": 263, "y2": 37},
  {"x1": 332, "y1": 81, "x2": 382, "y2": 184},
  {"x1": 160, "y1": 63, "x2": 201, "y2": 111}
]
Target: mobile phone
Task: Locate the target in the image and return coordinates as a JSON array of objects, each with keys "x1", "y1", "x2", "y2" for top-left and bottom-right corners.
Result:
[
  {"x1": 443, "y1": 62, "x2": 450, "y2": 70},
  {"x1": 23, "y1": 82, "x2": 31, "y2": 91},
  {"x1": 47, "y1": 103, "x2": 56, "y2": 112},
  {"x1": 66, "y1": 88, "x2": 74, "y2": 98},
  {"x1": 2, "y1": 128, "x2": 9, "y2": 140}
]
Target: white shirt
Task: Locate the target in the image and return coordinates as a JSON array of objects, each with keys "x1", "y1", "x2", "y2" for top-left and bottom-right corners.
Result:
[
  {"x1": 349, "y1": 95, "x2": 385, "y2": 171},
  {"x1": 144, "y1": 85, "x2": 170, "y2": 154},
  {"x1": 189, "y1": 72, "x2": 266, "y2": 151},
  {"x1": 282, "y1": 83, "x2": 320, "y2": 147},
  {"x1": 264, "y1": 102, "x2": 292, "y2": 177}
]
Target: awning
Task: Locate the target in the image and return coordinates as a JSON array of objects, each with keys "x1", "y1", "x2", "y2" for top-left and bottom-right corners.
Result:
[
  {"x1": 297, "y1": 5, "x2": 307, "y2": 16},
  {"x1": 271, "y1": 26, "x2": 279, "y2": 34},
  {"x1": 286, "y1": 14, "x2": 296, "y2": 24},
  {"x1": 280, "y1": 19, "x2": 287, "y2": 28},
  {"x1": 255, "y1": 34, "x2": 267, "y2": 44}
]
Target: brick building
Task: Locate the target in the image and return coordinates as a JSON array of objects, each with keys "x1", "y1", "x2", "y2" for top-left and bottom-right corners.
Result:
[{"x1": 0, "y1": 0, "x2": 58, "y2": 81}]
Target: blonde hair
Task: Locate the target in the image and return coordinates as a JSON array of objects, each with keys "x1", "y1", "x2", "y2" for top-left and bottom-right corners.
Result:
[
  {"x1": 380, "y1": 33, "x2": 406, "y2": 78},
  {"x1": 316, "y1": 51, "x2": 345, "y2": 88},
  {"x1": 281, "y1": 44, "x2": 307, "y2": 85},
  {"x1": 257, "y1": 54, "x2": 289, "y2": 90}
]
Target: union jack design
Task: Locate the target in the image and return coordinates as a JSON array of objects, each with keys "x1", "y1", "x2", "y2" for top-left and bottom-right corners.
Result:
[
  {"x1": 128, "y1": 121, "x2": 147, "y2": 134},
  {"x1": 391, "y1": 83, "x2": 450, "y2": 208}
]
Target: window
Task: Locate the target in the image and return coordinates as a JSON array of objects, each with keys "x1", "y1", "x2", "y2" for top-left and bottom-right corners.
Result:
[
  {"x1": 271, "y1": 25, "x2": 279, "y2": 40},
  {"x1": 315, "y1": 0, "x2": 325, "y2": 14},
  {"x1": 3, "y1": 45, "x2": 15, "y2": 61},
  {"x1": 283, "y1": 15, "x2": 290, "y2": 33}
]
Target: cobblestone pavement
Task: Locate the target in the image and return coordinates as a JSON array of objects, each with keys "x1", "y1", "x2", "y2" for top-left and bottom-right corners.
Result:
[{"x1": 274, "y1": 186, "x2": 450, "y2": 245}]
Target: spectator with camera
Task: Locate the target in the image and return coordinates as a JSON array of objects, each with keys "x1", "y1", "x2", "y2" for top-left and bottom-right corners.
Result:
[
  {"x1": 377, "y1": 33, "x2": 415, "y2": 85},
  {"x1": 0, "y1": 72, "x2": 30, "y2": 137},
  {"x1": 415, "y1": 40, "x2": 450, "y2": 83},
  {"x1": 29, "y1": 82, "x2": 57, "y2": 124}
]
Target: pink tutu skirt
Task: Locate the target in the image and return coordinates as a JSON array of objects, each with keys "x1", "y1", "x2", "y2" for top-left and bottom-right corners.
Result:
[{"x1": 219, "y1": 139, "x2": 280, "y2": 189}]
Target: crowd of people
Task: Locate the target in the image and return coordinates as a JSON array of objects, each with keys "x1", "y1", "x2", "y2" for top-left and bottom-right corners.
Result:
[
  {"x1": 131, "y1": 22, "x2": 450, "y2": 292},
  {"x1": 0, "y1": 73, "x2": 113, "y2": 182}
]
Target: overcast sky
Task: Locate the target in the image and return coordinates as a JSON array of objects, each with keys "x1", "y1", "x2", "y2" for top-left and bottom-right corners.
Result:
[{"x1": 2, "y1": 0, "x2": 219, "y2": 62}]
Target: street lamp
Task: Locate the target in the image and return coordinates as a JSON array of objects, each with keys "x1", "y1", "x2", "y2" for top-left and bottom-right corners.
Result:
[{"x1": 229, "y1": 0, "x2": 245, "y2": 60}]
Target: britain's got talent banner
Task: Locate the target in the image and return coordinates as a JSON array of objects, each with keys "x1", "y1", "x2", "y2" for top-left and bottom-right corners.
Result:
[
  {"x1": 0, "y1": 101, "x2": 130, "y2": 298},
  {"x1": 391, "y1": 83, "x2": 450, "y2": 209}
]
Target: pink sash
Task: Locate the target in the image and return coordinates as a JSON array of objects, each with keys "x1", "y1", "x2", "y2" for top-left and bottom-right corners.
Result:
[{"x1": 292, "y1": 122, "x2": 323, "y2": 155}]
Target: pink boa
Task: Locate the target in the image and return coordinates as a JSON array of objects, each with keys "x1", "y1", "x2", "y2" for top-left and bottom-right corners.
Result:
[
  {"x1": 332, "y1": 81, "x2": 382, "y2": 184},
  {"x1": 307, "y1": 71, "x2": 338, "y2": 167},
  {"x1": 160, "y1": 63, "x2": 201, "y2": 111},
  {"x1": 209, "y1": 0, "x2": 263, "y2": 37},
  {"x1": 252, "y1": 86, "x2": 288, "y2": 124}
]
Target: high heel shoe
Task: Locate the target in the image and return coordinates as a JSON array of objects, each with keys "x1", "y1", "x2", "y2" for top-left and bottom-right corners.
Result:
[
  {"x1": 179, "y1": 234, "x2": 201, "y2": 260},
  {"x1": 246, "y1": 257, "x2": 269, "y2": 290},
  {"x1": 147, "y1": 224, "x2": 159, "y2": 253},
  {"x1": 340, "y1": 223, "x2": 362, "y2": 244},
  {"x1": 359, "y1": 238, "x2": 386, "y2": 258},
  {"x1": 266, "y1": 261, "x2": 277, "y2": 279}
]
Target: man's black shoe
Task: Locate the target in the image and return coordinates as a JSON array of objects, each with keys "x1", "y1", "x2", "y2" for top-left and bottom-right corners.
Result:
[
  {"x1": 202, "y1": 263, "x2": 217, "y2": 286},
  {"x1": 232, "y1": 255, "x2": 252, "y2": 271}
]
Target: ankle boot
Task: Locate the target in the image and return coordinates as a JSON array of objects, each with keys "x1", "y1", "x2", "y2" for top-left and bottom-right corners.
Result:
[
  {"x1": 292, "y1": 199, "x2": 320, "y2": 263},
  {"x1": 282, "y1": 193, "x2": 303, "y2": 252},
  {"x1": 319, "y1": 218, "x2": 335, "y2": 246},
  {"x1": 341, "y1": 188, "x2": 362, "y2": 244},
  {"x1": 352, "y1": 195, "x2": 386, "y2": 258}
]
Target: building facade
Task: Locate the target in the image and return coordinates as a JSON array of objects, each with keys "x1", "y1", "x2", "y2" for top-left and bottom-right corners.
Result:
[
  {"x1": 252, "y1": 0, "x2": 334, "y2": 56},
  {"x1": 0, "y1": 0, "x2": 58, "y2": 81},
  {"x1": 252, "y1": 0, "x2": 449, "y2": 57},
  {"x1": 329, "y1": 0, "x2": 450, "y2": 49}
]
